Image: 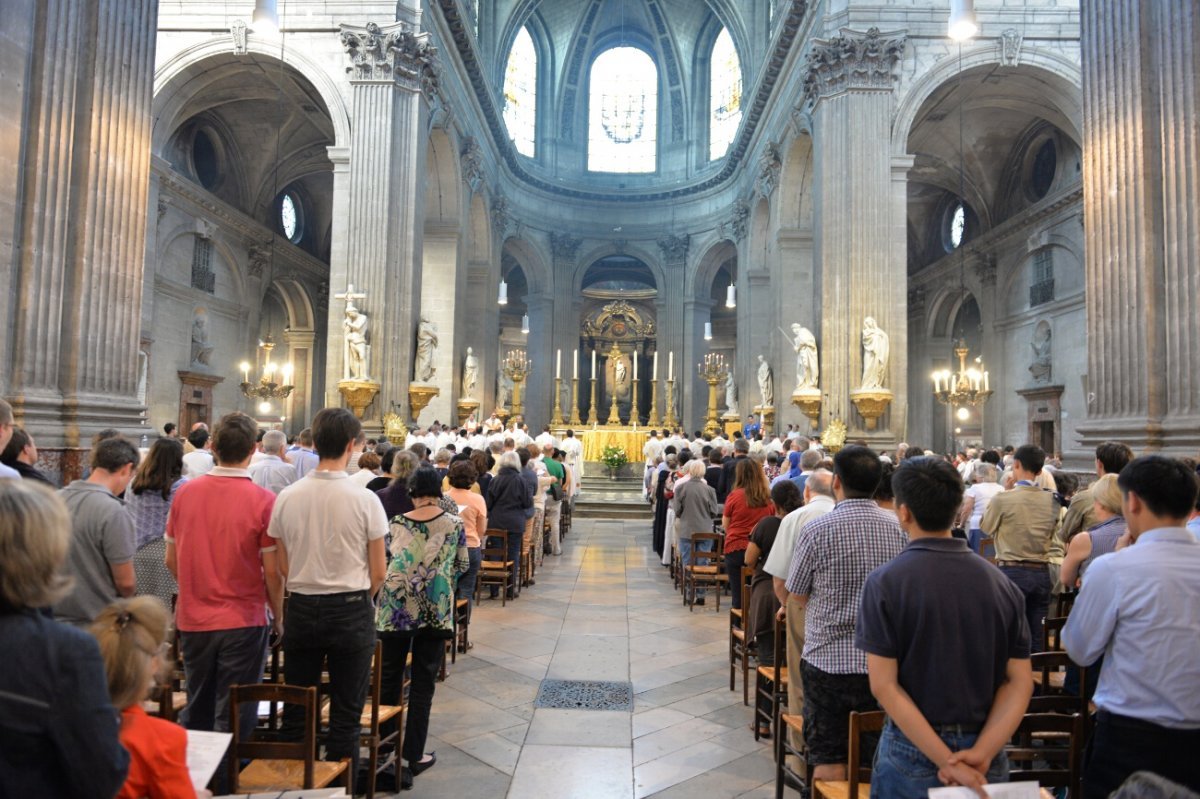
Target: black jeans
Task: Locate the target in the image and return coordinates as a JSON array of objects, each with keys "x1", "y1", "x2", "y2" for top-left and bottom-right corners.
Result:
[
  {"x1": 1084, "y1": 711, "x2": 1200, "y2": 798},
  {"x1": 725, "y1": 549, "x2": 746, "y2": 611},
  {"x1": 282, "y1": 592, "x2": 376, "y2": 774},
  {"x1": 379, "y1": 632, "x2": 445, "y2": 765}
]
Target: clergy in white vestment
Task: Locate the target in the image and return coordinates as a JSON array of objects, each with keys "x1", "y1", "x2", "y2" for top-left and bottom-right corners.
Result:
[
  {"x1": 643, "y1": 433, "x2": 663, "y2": 466},
  {"x1": 561, "y1": 431, "x2": 584, "y2": 480}
]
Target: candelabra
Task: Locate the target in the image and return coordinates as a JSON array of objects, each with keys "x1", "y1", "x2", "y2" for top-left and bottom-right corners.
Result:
[
  {"x1": 551, "y1": 377, "x2": 565, "y2": 426},
  {"x1": 587, "y1": 377, "x2": 599, "y2": 426},
  {"x1": 630, "y1": 379, "x2": 640, "y2": 427},
  {"x1": 239, "y1": 336, "x2": 294, "y2": 401},
  {"x1": 647, "y1": 379, "x2": 661, "y2": 427},
  {"x1": 569, "y1": 377, "x2": 582, "y2": 426},
  {"x1": 502, "y1": 350, "x2": 532, "y2": 420},
  {"x1": 697, "y1": 353, "x2": 729, "y2": 437},
  {"x1": 932, "y1": 340, "x2": 992, "y2": 407},
  {"x1": 663, "y1": 380, "x2": 678, "y2": 429}
]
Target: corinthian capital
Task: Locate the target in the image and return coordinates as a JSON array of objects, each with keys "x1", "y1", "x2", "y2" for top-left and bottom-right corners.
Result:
[
  {"x1": 549, "y1": 233, "x2": 583, "y2": 262},
  {"x1": 341, "y1": 22, "x2": 439, "y2": 97},
  {"x1": 802, "y1": 27, "x2": 906, "y2": 106},
  {"x1": 657, "y1": 233, "x2": 690, "y2": 263}
]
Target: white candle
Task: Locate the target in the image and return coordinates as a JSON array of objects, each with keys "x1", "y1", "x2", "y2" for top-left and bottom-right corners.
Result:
[
  {"x1": 633, "y1": 355, "x2": 638, "y2": 381},
  {"x1": 652, "y1": 352, "x2": 658, "y2": 381},
  {"x1": 556, "y1": 349, "x2": 561, "y2": 379},
  {"x1": 983, "y1": 371, "x2": 989, "y2": 391},
  {"x1": 282, "y1": 363, "x2": 293, "y2": 385},
  {"x1": 668, "y1": 351, "x2": 674, "y2": 381},
  {"x1": 592, "y1": 350, "x2": 597, "y2": 376},
  {"x1": 573, "y1": 349, "x2": 579, "y2": 380}
]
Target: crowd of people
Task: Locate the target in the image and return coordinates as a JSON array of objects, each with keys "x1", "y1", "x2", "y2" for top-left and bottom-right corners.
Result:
[{"x1": 0, "y1": 398, "x2": 580, "y2": 796}]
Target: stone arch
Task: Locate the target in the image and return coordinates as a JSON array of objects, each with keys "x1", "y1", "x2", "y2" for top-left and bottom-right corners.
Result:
[
  {"x1": 425, "y1": 128, "x2": 464, "y2": 224},
  {"x1": 157, "y1": 227, "x2": 248, "y2": 302},
  {"x1": 467, "y1": 193, "x2": 492, "y2": 263},
  {"x1": 779, "y1": 132, "x2": 815, "y2": 228},
  {"x1": 689, "y1": 237, "x2": 737, "y2": 298},
  {"x1": 573, "y1": 244, "x2": 665, "y2": 296},
  {"x1": 269, "y1": 277, "x2": 317, "y2": 331},
  {"x1": 502, "y1": 235, "x2": 551, "y2": 296},
  {"x1": 926, "y1": 286, "x2": 976, "y2": 340}
]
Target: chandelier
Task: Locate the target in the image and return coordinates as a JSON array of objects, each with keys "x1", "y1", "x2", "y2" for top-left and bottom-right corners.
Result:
[
  {"x1": 240, "y1": 335, "x2": 295, "y2": 401},
  {"x1": 932, "y1": 340, "x2": 991, "y2": 407}
]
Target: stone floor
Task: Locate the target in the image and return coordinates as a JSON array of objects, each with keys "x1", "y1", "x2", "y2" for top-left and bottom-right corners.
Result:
[{"x1": 404, "y1": 517, "x2": 775, "y2": 798}]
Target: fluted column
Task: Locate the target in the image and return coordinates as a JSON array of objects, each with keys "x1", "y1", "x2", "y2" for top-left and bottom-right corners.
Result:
[
  {"x1": 658, "y1": 234, "x2": 689, "y2": 428},
  {"x1": 327, "y1": 19, "x2": 436, "y2": 425},
  {"x1": 806, "y1": 28, "x2": 907, "y2": 441},
  {"x1": 6, "y1": 0, "x2": 158, "y2": 446},
  {"x1": 548, "y1": 233, "x2": 583, "y2": 429}
]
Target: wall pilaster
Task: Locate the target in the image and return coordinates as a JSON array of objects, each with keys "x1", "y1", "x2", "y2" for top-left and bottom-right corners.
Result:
[{"x1": 658, "y1": 235, "x2": 690, "y2": 429}]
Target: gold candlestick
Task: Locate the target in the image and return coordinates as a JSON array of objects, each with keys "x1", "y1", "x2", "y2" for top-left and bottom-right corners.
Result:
[
  {"x1": 697, "y1": 354, "x2": 729, "y2": 437},
  {"x1": 551, "y1": 377, "x2": 565, "y2": 426},
  {"x1": 664, "y1": 379, "x2": 679, "y2": 429},
  {"x1": 587, "y1": 378, "x2": 599, "y2": 426},
  {"x1": 647, "y1": 379, "x2": 661, "y2": 427},
  {"x1": 502, "y1": 350, "x2": 532, "y2": 421},
  {"x1": 630, "y1": 378, "x2": 640, "y2": 427},
  {"x1": 568, "y1": 377, "x2": 582, "y2": 426}
]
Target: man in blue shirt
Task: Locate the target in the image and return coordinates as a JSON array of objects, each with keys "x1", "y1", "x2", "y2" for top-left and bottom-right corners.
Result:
[
  {"x1": 1063, "y1": 456, "x2": 1200, "y2": 798},
  {"x1": 742, "y1": 414, "x2": 760, "y2": 439}
]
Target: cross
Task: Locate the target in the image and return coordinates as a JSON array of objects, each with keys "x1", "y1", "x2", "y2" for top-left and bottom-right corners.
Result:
[{"x1": 334, "y1": 283, "x2": 368, "y2": 311}]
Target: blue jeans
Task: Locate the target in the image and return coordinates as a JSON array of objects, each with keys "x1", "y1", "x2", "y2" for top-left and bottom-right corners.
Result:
[
  {"x1": 999, "y1": 565, "x2": 1051, "y2": 647},
  {"x1": 871, "y1": 721, "x2": 1009, "y2": 799},
  {"x1": 677, "y1": 536, "x2": 714, "y2": 598},
  {"x1": 457, "y1": 547, "x2": 481, "y2": 620}
]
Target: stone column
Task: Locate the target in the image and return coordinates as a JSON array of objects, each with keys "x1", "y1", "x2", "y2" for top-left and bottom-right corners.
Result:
[
  {"x1": 682, "y1": 298, "x2": 715, "y2": 430},
  {"x1": 546, "y1": 233, "x2": 583, "y2": 429},
  {"x1": 5, "y1": 0, "x2": 158, "y2": 447},
  {"x1": 1076, "y1": 0, "x2": 1200, "y2": 452},
  {"x1": 805, "y1": 28, "x2": 907, "y2": 442},
  {"x1": 282, "y1": 328, "x2": 315, "y2": 437},
  {"x1": 657, "y1": 234, "x2": 689, "y2": 428},
  {"x1": 524, "y1": 294, "x2": 556, "y2": 427},
  {"x1": 328, "y1": 20, "x2": 437, "y2": 425}
]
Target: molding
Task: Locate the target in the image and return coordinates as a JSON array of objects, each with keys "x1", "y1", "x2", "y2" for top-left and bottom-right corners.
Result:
[
  {"x1": 992, "y1": 292, "x2": 1085, "y2": 333},
  {"x1": 340, "y1": 21, "x2": 440, "y2": 99},
  {"x1": 549, "y1": 233, "x2": 583, "y2": 262},
  {"x1": 657, "y1": 233, "x2": 690, "y2": 263},
  {"x1": 801, "y1": 27, "x2": 906, "y2": 107},
  {"x1": 153, "y1": 276, "x2": 246, "y2": 318}
]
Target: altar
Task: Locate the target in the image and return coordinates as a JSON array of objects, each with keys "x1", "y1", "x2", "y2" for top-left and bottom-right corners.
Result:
[{"x1": 579, "y1": 428, "x2": 648, "y2": 464}]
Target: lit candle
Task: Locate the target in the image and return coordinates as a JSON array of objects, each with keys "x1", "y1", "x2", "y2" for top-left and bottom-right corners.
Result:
[
  {"x1": 652, "y1": 352, "x2": 658, "y2": 381},
  {"x1": 573, "y1": 349, "x2": 579, "y2": 380},
  {"x1": 633, "y1": 355, "x2": 638, "y2": 381},
  {"x1": 556, "y1": 349, "x2": 561, "y2": 379},
  {"x1": 240, "y1": 362, "x2": 250, "y2": 383},
  {"x1": 668, "y1": 351, "x2": 674, "y2": 381},
  {"x1": 282, "y1": 363, "x2": 293, "y2": 385},
  {"x1": 983, "y1": 371, "x2": 989, "y2": 391},
  {"x1": 265, "y1": 362, "x2": 274, "y2": 380},
  {"x1": 591, "y1": 350, "x2": 597, "y2": 376}
]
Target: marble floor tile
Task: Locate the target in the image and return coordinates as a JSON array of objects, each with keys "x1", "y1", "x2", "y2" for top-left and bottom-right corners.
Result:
[
  {"x1": 509, "y1": 744, "x2": 634, "y2": 799},
  {"x1": 633, "y1": 739, "x2": 746, "y2": 798},
  {"x1": 525, "y1": 708, "x2": 632, "y2": 747}
]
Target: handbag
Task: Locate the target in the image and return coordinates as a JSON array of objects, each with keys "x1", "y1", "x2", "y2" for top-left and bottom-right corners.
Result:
[{"x1": 548, "y1": 480, "x2": 563, "y2": 502}]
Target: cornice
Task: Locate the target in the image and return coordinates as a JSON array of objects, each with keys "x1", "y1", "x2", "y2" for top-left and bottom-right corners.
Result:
[{"x1": 432, "y1": 0, "x2": 811, "y2": 203}]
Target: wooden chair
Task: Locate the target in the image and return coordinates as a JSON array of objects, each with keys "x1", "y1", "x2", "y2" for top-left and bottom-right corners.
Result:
[
  {"x1": 754, "y1": 613, "x2": 787, "y2": 742},
  {"x1": 1052, "y1": 589, "x2": 1077, "y2": 618},
  {"x1": 477, "y1": 529, "x2": 515, "y2": 607},
  {"x1": 682, "y1": 532, "x2": 727, "y2": 612},
  {"x1": 228, "y1": 683, "x2": 351, "y2": 794},
  {"x1": 775, "y1": 713, "x2": 812, "y2": 799},
  {"x1": 454, "y1": 597, "x2": 471, "y2": 656},
  {"x1": 1029, "y1": 651, "x2": 1090, "y2": 725},
  {"x1": 1006, "y1": 712, "x2": 1084, "y2": 797},
  {"x1": 812, "y1": 710, "x2": 886, "y2": 799},
  {"x1": 1043, "y1": 616, "x2": 1068, "y2": 652},
  {"x1": 145, "y1": 627, "x2": 188, "y2": 721},
  {"x1": 730, "y1": 566, "x2": 755, "y2": 705},
  {"x1": 977, "y1": 535, "x2": 996, "y2": 562}
]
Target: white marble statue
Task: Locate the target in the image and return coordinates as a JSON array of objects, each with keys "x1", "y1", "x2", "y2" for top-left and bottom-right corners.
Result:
[
  {"x1": 1029, "y1": 324, "x2": 1053, "y2": 384},
  {"x1": 725, "y1": 370, "x2": 738, "y2": 415},
  {"x1": 497, "y1": 370, "x2": 513, "y2": 409},
  {"x1": 561, "y1": 377, "x2": 572, "y2": 414},
  {"x1": 791, "y1": 324, "x2": 819, "y2": 391},
  {"x1": 190, "y1": 309, "x2": 213, "y2": 367},
  {"x1": 343, "y1": 301, "x2": 370, "y2": 380},
  {"x1": 860, "y1": 316, "x2": 890, "y2": 390},
  {"x1": 414, "y1": 316, "x2": 438, "y2": 383},
  {"x1": 462, "y1": 346, "x2": 479, "y2": 398},
  {"x1": 757, "y1": 355, "x2": 774, "y2": 407},
  {"x1": 615, "y1": 357, "x2": 628, "y2": 387}
]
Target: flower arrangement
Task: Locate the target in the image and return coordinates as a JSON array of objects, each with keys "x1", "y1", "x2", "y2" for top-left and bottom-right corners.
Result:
[{"x1": 600, "y1": 445, "x2": 629, "y2": 476}]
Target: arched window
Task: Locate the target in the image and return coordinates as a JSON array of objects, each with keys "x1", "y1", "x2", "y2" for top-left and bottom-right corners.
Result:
[
  {"x1": 503, "y1": 27, "x2": 537, "y2": 157},
  {"x1": 709, "y1": 28, "x2": 742, "y2": 160},
  {"x1": 588, "y1": 47, "x2": 658, "y2": 173}
]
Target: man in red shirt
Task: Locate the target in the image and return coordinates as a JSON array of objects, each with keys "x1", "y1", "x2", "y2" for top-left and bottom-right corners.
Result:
[{"x1": 166, "y1": 412, "x2": 284, "y2": 765}]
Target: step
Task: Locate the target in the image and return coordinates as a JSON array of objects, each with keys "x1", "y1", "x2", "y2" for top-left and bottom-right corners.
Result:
[{"x1": 573, "y1": 501, "x2": 649, "y2": 520}]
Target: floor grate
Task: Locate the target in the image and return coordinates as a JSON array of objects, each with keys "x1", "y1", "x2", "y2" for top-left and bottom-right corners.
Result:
[{"x1": 534, "y1": 679, "x2": 634, "y2": 711}]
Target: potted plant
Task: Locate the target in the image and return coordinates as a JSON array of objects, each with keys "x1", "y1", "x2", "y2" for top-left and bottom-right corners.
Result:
[{"x1": 600, "y1": 445, "x2": 629, "y2": 480}]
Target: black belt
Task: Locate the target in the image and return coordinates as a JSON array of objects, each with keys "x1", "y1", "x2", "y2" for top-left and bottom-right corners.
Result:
[
  {"x1": 289, "y1": 590, "x2": 369, "y2": 603},
  {"x1": 1096, "y1": 710, "x2": 1200, "y2": 735},
  {"x1": 997, "y1": 560, "x2": 1048, "y2": 570}
]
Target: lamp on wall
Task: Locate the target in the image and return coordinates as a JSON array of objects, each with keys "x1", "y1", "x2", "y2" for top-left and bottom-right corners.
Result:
[
  {"x1": 704, "y1": 321, "x2": 713, "y2": 341},
  {"x1": 948, "y1": 0, "x2": 979, "y2": 42},
  {"x1": 498, "y1": 278, "x2": 508, "y2": 305},
  {"x1": 521, "y1": 313, "x2": 530, "y2": 334},
  {"x1": 725, "y1": 282, "x2": 736, "y2": 309}
]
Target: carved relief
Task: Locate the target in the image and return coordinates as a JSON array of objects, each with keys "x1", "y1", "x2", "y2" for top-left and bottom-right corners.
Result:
[
  {"x1": 729, "y1": 198, "x2": 750, "y2": 242},
  {"x1": 490, "y1": 193, "x2": 511, "y2": 237},
  {"x1": 247, "y1": 244, "x2": 271, "y2": 279},
  {"x1": 999, "y1": 28, "x2": 1024, "y2": 67},
  {"x1": 231, "y1": 20, "x2": 248, "y2": 55},
  {"x1": 583, "y1": 300, "x2": 656, "y2": 342},
  {"x1": 461, "y1": 136, "x2": 484, "y2": 192},
  {"x1": 802, "y1": 27, "x2": 906, "y2": 106},
  {"x1": 340, "y1": 22, "x2": 439, "y2": 99},
  {"x1": 550, "y1": 233, "x2": 583, "y2": 262},
  {"x1": 657, "y1": 233, "x2": 690, "y2": 263},
  {"x1": 757, "y1": 143, "x2": 782, "y2": 198}
]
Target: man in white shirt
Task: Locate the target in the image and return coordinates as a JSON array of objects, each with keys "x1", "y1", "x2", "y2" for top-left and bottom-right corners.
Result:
[
  {"x1": 535, "y1": 426, "x2": 557, "y2": 449},
  {"x1": 561, "y1": 430, "x2": 584, "y2": 480},
  {"x1": 182, "y1": 428, "x2": 215, "y2": 479},
  {"x1": 249, "y1": 430, "x2": 296, "y2": 495},
  {"x1": 643, "y1": 431, "x2": 663, "y2": 467},
  {"x1": 269, "y1": 407, "x2": 387, "y2": 783}
]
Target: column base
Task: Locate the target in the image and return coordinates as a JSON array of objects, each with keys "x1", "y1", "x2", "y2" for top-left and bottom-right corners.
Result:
[
  {"x1": 1075, "y1": 415, "x2": 1200, "y2": 454},
  {"x1": 10, "y1": 390, "x2": 151, "y2": 448}
]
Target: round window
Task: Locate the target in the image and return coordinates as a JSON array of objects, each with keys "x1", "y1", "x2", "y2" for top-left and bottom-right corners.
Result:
[
  {"x1": 1031, "y1": 138, "x2": 1057, "y2": 200},
  {"x1": 192, "y1": 129, "x2": 220, "y2": 190},
  {"x1": 279, "y1": 192, "x2": 302, "y2": 244}
]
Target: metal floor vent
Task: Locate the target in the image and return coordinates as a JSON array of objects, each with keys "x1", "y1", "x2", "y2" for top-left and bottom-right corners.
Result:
[{"x1": 534, "y1": 679, "x2": 634, "y2": 711}]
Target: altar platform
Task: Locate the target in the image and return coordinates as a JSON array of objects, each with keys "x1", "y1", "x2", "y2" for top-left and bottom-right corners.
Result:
[{"x1": 569, "y1": 427, "x2": 651, "y2": 463}]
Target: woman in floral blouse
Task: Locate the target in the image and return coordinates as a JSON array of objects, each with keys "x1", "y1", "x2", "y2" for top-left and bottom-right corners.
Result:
[{"x1": 376, "y1": 466, "x2": 468, "y2": 790}]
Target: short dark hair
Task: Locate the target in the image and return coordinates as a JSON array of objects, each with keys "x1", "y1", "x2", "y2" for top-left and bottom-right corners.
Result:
[
  {"x1": 678, "y1": 449, "x2": 692, "y2": 466},
  {"x1": 980, "y1": 449, "x2": 1001, "y2": 466},
  {"x1": 448, "y1": 460, "x2": 478, "y2": 489},
  {"x1": 212, "y1": 412, "x2": 258, "y2": 465},
  {"x1": 409, "y1": 442, "x2": 428, "y2": 461},
  {"x1": 892, "y1": 457, "x2": 964, "y2": 532},
  {"x1": 186, "y1": 428, "x2": 209, "y2": 449},
  {"x1": 298, "y1": 428, "x2": 314, "y2": 447},
  {"x1": 1, "y1": 427, "x2": 30, "y2": 463},
  {"x1": 91, "y1": 437, "x2": 140, "y2": 473},
  {"x1": 1013, "y1": 445, "x2": 1046, "y2": 475},
  {"x1": 833, "y1": 445, "x2": 883, "y2": 498},
  {"x1": 163, "y1": 422, "x2": 177, "y2": 436},
  {"x1": 874, "y1": 462, "x2": 896, "y2": 503},
  {"x1": 1095, "y1": 441, "x2": 1135, "y2": 475},
  {"x1": 380, "y1": 448, "x2": 397, "y2": 475},
  {"x1": 311, "y1": 408, "x2": 361, "y2": 460},
  {"x1": 517, "y1": 448, "x2": 531, "y2": 466},
  {"x1": 1117, "y1": 456, "x2": 1199, "y2": 520},
  {"x1": 771, "y1": 480, "x2": 803, "y2": 515},
  {"x1": 709, "y1": 449, "x2": 723, "y2": 465},
  {"x1": 904, "y1": 446, "x2": 926, "y2": 459},
  {"x1": 408, "y1": 466, "x2": 444, "y2": 499}
]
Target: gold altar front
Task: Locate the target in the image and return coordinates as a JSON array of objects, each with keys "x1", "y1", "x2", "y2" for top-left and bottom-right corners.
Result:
[{"x1": 580, "y1": 428, "x2": 647, "y2": 463}]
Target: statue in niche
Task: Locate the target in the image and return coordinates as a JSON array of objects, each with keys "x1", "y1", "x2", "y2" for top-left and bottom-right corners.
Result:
[
  {"x1": 343, "y1": 301, "x2": 370, "y2": 380},
  {"x1": 791, "y1": 324, "x2": 819, "y2": 392},
  {"x1": 757, "y1": 355, "x2": 774, "y2": 407},
  {"x1": 190, "y1": 309, "x2": 214, "y2": 368},
  {"x1": 725, "y1": 370, "x2": 739, "y2": 415},
  {"x1": 497, "y1": 370, "x2": 513, "y2": 409},
  {"x1": 561, "y1": 378, "x2": 572, "y2": 415},
  {"x1": 615, "y1": 358, "x2": 628, "y2": 388},
  {"x1": 136, "y1": 349, "x2": 149, "y2": 406},
  {"x1": 860, "y1": 316, "x2": 890, "y2": 390},
  {"x1": 1029, "y1": 324, "x2": 1053, "y2": 384},
  {"x1": 462, "y1": 347, "x2": 479, "y2": 398},
  {"x1": 414, "y1": 317, "x2": 438, "y2": 383}
]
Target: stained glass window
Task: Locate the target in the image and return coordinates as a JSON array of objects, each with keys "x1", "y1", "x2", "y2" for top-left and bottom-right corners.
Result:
[
  {"x1": 280, "y1": 194, "x2": 298, "y2": 241},
  {"x1": 588, "y1": 47, "x2": 657, "y2": 173},
  {"x1": 709, "y1": 29, "x2": 742, "y2": 160},
  {"x1": 503, "y1": 27, "x2": 537, "y2": 157}
]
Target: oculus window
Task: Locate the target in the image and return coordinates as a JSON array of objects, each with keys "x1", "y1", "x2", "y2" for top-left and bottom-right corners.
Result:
[
  {"x1": 588, "y1": 47, "x2": 658, "y2": 173},
  {"x1": 945, "y1": 201, "x2": 967, "y2": 251},
  {"x1": 709, "y1": 29, "x2": 742, "y2": 160},
  {"x1": 279, "y1": 191, "x2": 303, "y2": 244},
  {"x1": 503, "y1": 27, "x2": 537, "y2": 157}
]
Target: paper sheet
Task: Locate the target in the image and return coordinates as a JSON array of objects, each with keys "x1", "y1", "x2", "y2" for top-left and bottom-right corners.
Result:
[
  {"x1": 186, "y1": 729, "x2": 232, "y2": 790},
  {"x1": 929, "y1": 782, "x2": 1041, "y2": 799}
]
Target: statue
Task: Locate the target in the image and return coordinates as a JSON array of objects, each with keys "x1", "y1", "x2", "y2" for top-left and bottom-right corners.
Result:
[
  {"x1": 497, "y1": 370, "x2": 513, "y2": 409},
  {"x1": 860, "y1": 316, "x2": 890, "y2": 390},
  {"x1": 757, "y1": 355, "x2": 774, "y2": 407},
  {"x1": 414, "y1": 317, "x2": 438, "y2": 383},
  {"x1": 190, "y1": 309, "x2": 213, "y2": 368},
  {"x1": 462, "y1": 346, "x2": 479, "y2": 398},
  {"x1": 791, "y1": 324, "x2": 819, "y2": 391},
  {"x1": 725, "y1": 370, "x2": 739, "y2": 415},
  {"x1": 343, "y1": 301, "x2": 370, "y2": 380},
  {"x1": 1029, "y1": 324, "x2": 1052, "y2": 384},
  {"x1": 615, "y1": 358, "x2": 628, "y2": 387}
]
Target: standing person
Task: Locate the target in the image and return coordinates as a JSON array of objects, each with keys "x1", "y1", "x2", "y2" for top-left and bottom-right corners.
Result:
[
  {"x1": 955, "y1": 462, "x2": 1004, "y2": 554},
  {"x1": 541, "y1": 442, "x2": 565, "y2": 556},
  {"x1": 671, "y1": 459, "x2": 720, "y2": 605},
  {"x1": 1059, "y1": 474, "x2": 1126, "y2": 589},
  {"x1": 1063, "y1": 456, "x2": 1200, "y2": 798},
  {"x1": 126, "y1": 437, "x2": 184, "y2": 606},
  {"x1": 377, "y1": 449, "x2": 419, "y2": 520},
  {"x1": 719, "y1": 438, "x2": 750, "y2": 503},
  {"x1": 376, "y1": 467, "x2": 469, "y2": 790},
  {"x1": 1, "y1": 427, "x2": 54, "y2": 485},
  {"x1": 248, "y1": 430, "x2": 296, "y2": 495},
  {"x1": 980, "y1": 444, "x2": 1059, "y2": 647},
  {"x1": 721, "y1": 457, "x2": 776, "y2": 612},
  {"x1": 55, "y1": 437, "x2": 141, "y2": 626},
  {"x1": 562, "y1": 429, "x2": 584, "y2": 481},
  {"x1": 166, "y1": 412, "x2": 283, "y2": 785},
  {"x1": 0, "y1": 480, "x2": 131, "y2": 797},
  {"x1": 484, "y1": 452, "x2": 531, "y2": 600},
  {"x1": 446, "y1": 459, "x2": 487, "y2": 623},
  {"x1": 163, "y1": 422, "x2": 179, "y2": 439},
  {"x1": 269, "y1": 408, "x2": 388, "y2": 785},
  {"x1": 857, "y1": 458, "x2": 1032, "y2": 798},
  {"x1": 290, "y1": 427, "x2": 319, "y2": 478},
  {"x1": 181, "y1": 428, "x2": 214, "y2": 479},
  {"x1": 787, "y1": 446, "x2": 907, "y2": 783},
  {"x1": 0, "y1": 398, "x2": 21, "y2": 480}
]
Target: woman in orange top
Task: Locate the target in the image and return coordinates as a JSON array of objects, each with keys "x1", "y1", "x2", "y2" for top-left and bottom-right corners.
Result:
[
  {"x1": 446, "y1": 459, "x2": 488, "y2": 627},
  {"x1": 91, "y1": 597, "x2": 205, "y2": 799},
  {"x1": 721, "y1": 457, "x2": 776, "y2": 612}
]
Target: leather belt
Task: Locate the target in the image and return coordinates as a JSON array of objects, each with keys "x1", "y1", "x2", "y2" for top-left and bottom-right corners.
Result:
[{"x1": 996, "y1": 560, "x2": 1048, "y2": 569}]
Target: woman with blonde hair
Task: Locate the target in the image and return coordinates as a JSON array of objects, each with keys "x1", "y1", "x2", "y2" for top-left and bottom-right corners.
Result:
[
  {"x1": 91, "y1": 596, "x2": 203, "y2": 799},
  {"x1": 0, "y1": 480, "x2": 129, "y2": 797},
  {"x1": 1059, "y1": 474, "x2": 1126, "y2": 588}
]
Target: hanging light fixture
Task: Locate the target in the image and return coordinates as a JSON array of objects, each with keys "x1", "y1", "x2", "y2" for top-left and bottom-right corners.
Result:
[
  {"x1": 253, "y1": 0, "x2": 279, "y2": 34},
  {"x1": 704, "y1": 321, "x2": 713, "y2": 341},
  {"x1": 725, "y1": 282, "x2": 736, "y2": 309},
  {"x1": 521, "y1": 313, "x2": 530, "y2": 334},
  {"x1": 948, "y1": 0, "x2": 979, "y2": 42},
  {"x1": 498, "y1": 278, "x2": 508, "y2": 305}
]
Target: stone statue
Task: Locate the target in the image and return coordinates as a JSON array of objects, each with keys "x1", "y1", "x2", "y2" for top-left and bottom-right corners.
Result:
[
  {"x1": 725, "y1": 370, "x2": 739, "y2": 415},
  {"x1": 462, "y1": 346, "x2": 479, "y2": 398},
  {"x1": 561, "y1": 377, "x2": 572, "y2": 414},
  {"x1": 757, "y1": 355, "x2": 774, "y2": 407},
  {"x1": 615, "y1": 358, "x2": 627, "y2": 387},
  {"x1": 791, "y1": 324, "x2": 819, "y2": 391},
  {"x1": 497, "y1": 370, "x2": 513, "y2": 409},
  {"x1": 190, "y1": 309, "x2": 213, "y2": 368},
  {"x1": 414, "y1": 317, "x2": 438, "y2": 383},
  {"x1": 136, "y1": 349, "x2": 148, "y2": 405},
  {"x1": 343, "y1": 301, "x2": 370, "y2": 380},
  {"x1": 1029, "y1": 324, "x2": 1053, "y2": 384},
  {"x1": 860, "y1": 316, "x2": 890, "y2": 390}
]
